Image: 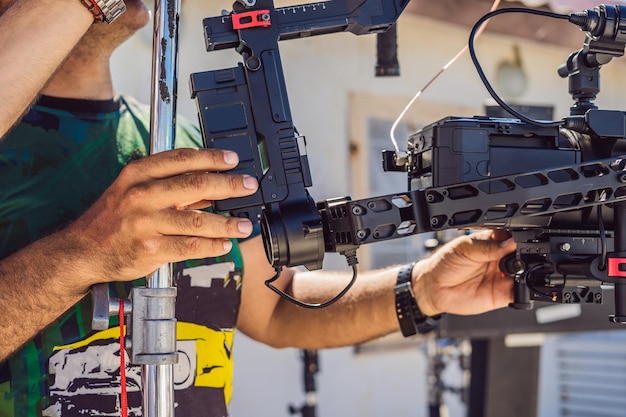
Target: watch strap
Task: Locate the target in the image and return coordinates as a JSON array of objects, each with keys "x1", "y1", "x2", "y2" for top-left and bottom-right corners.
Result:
[
  {"x1": 394, "y1": 262, "x2": 443, "y2": 337},
  {"x1": 395, "y1": 262, "x2": 419, "y2": 336},
  {"x1": 80, "y1": 0, "x2": 126, "y2": 24}
]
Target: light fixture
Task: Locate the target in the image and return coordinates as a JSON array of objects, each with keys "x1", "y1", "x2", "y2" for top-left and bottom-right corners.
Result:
[{"x1": 495, "y1": 44, "x2": 528, "y2": 99}]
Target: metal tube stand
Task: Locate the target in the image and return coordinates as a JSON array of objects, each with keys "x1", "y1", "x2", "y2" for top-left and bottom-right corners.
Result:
[
  {"x1": 91, "y1": 1, "x2": 182, "y2": 415},
  {"x1": 141, "y1": 0, "x2": 183, "y2": 415}
]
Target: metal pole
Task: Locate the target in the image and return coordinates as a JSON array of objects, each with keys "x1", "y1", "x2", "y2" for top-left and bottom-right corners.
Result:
[{"x1": 144, "y1": 0, "x2": 181, "y2": 414}]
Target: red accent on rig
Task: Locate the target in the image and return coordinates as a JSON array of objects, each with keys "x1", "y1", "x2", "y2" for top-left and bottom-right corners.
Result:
[
  {"x1": 608, "y1": 257, "x2": 626, "y2": 277},
  {"x1": 232, "y1": 10, "x2": 272, "y2": 29}
]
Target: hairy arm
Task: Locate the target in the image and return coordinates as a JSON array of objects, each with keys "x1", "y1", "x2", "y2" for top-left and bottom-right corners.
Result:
[
  {"x1": 0, "y1": 0, "x2": 93, "y2": 137},
  {"x1": 237, "y1": 231, "x2": 515, "y2": 349},
  {"x1": 238, "y1": 236, "x2": 400, "y2": 348},
  {"x1": 0, "y1": 229, "x2": 98, "y2": 360}
]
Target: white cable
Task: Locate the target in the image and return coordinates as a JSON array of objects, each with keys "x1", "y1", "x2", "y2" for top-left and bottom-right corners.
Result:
[{"x1": 389, "y1": 0, "x2": 502, "y2": 153}]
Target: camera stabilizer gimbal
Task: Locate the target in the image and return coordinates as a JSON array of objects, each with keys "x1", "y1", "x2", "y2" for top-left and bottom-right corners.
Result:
[
  {"x1": 191, "y1": 1, "x2": 626, "y2": 322},
  {"x1": 191, "y1": 0, "x2": 410, "y2": 273}
]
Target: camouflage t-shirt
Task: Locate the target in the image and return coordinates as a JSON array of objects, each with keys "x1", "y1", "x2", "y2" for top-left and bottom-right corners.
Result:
[{"x1": 0, "y1": 95, "x2": 242, "y2": 417}]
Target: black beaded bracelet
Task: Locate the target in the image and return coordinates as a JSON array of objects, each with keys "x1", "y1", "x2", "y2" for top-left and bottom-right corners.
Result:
[{"x1": 394, "y1": 262, "x2": 443, "y2": 337}]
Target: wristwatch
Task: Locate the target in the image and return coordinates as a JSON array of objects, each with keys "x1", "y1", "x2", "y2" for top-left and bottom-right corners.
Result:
[{"x1": 80, "y1": 0, "x2": 126, "y2": 24}]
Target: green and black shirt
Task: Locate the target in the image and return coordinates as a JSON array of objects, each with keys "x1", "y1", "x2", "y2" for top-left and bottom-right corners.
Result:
[{"x1": 0, "y1": 95, "x2": 242, "y2": 417}]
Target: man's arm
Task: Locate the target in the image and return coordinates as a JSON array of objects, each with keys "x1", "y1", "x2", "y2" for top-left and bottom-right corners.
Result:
[
  {"x1": 0, "y1": 0, "x2": 93, "y2": 137},
  {"x1": 237, "y1": 231, "x2": 515, "y2": 349},
  {"x1": 0, "y1": 148, "x2": 258, "y2": 360}
]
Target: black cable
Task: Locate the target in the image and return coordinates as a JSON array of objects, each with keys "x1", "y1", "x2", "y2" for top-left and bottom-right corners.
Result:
[
  {"x1": 525, "y1": 263, "x2": 558, "y2": 301},
  {"x1": 265, "y1": 263, "x2": 359, "y2": 309},
  {"x1": 468, "y1": 7, "x2": 569, "y2": 128}
]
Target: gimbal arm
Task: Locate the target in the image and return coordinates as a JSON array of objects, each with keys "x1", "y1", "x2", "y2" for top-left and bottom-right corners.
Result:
[{"x1": 191, "y1": 0, "x2": 409, "y2": 271}]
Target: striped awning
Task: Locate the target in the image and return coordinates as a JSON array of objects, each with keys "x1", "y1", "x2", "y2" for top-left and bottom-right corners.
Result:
[{"x1": 511, "y1": 0, "x2": 626, "y2": 13}]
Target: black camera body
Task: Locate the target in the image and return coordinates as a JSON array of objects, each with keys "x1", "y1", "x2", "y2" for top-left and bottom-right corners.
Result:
[{"x1": 406, "y1": 116, "x2": 578, "y2": 191}]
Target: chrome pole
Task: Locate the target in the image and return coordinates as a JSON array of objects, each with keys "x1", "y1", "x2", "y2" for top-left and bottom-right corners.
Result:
[{"x1": 144, "y1": 0, "x2": 181, "y2": 415}]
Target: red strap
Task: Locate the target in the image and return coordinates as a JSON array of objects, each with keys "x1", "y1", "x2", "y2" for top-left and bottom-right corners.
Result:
[
  {"x1": 88, "y1": 0, "x2": 103, "y2": 13},
  {"x1": 119, "y1": 300, "x2": 128, "y2": 417}
]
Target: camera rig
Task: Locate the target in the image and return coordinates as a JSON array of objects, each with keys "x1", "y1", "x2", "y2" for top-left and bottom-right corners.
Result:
[
  {"x1": 191, "y1": 1, "x2": 626, "y2": 321},
  {"x1": 191, "y1": 0, "x2": 410, "y2": 272}
]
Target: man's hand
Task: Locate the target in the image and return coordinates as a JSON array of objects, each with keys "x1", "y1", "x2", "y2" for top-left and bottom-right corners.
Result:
[
  {"x1": 62, "y1": 148, "x2": 258, "y2": 294},
  {"x1": 413, "y1": 230, "x2": 516, "y2": 317}
]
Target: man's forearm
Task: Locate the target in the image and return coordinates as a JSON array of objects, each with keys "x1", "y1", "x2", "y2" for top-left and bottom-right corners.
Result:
[
  {"x1": 272, "y1": 265, "x2": 402, "y2": 349},
  {"x1": 238, "y1": 232, "x2": 515, "y2": 350},
  {"x1": 259, "y1": 261, "x2": 447, "y2": 349},
  {"x1": 237, "y1": 234, "x2": 405, "y2": 350},
  {"x1": 0, "y1": 0, "x2": 93, "y2": 137},
  {"x1": 0, "y1": 229, "x2": 92, "y2": 360},
  {"x1": 238, "y1": 236, "x2": 412, "y2": 349}
]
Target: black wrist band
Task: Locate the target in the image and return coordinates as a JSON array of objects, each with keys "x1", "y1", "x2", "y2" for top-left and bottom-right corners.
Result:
[{"x1": 394, "y1": 262, "x2": 443, "y2": 337}]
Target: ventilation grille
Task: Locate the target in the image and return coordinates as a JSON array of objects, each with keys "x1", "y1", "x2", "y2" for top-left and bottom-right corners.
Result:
[{"x1": 538, "y1": 331, "x2": 626, "y2": 417}]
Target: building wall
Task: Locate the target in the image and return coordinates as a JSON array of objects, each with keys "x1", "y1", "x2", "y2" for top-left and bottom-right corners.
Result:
[{"x1": 110, "y1": 2, "x2": 626, "y2": 416}]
